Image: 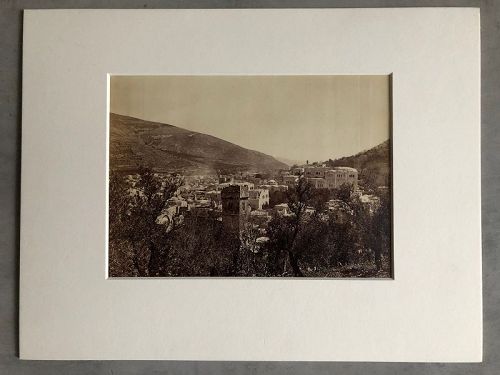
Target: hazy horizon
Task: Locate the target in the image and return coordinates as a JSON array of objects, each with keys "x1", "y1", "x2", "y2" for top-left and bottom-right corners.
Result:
[{"x1": 110, "y1": 75, "x2": 390, "y2": 162}]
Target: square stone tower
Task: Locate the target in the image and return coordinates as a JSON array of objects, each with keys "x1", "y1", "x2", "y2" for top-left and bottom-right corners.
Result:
[{"x1": 221, "y1": 185, "x2": 249, "y2": 237}]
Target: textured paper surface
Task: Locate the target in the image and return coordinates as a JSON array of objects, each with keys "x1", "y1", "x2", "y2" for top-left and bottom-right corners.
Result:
[{"x1": 20, "y1": 8, "x2": 481, "y2": 361}]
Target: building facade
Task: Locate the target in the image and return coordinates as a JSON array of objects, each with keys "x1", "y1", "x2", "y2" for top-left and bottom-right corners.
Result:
[
  {"x1": 325, "y1": 167, "x2": 358, "y2": 190},
  {"x1": 282, "y1": 175, "x2": 298, "y2": 187},
  {"x1": 304, "y1": 166, "x2": 330, "y2": 179},
  {"x1": 295, "y1": 165, "x2": 359, "y2": 190},
  {"x1": 221, "y1": 185, "x2": 249, "y2": 237},
  {"x1": 248, "y1": 188, "x2": 270, "y2": 210},
  {"x1": 306, "y1": 177, "x2": 327, "y2": 189}
]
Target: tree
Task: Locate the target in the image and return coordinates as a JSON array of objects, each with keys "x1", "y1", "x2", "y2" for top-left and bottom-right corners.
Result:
[
  {"x1": 108, "y1": 171, "x2": 135, "y2": 276},
  {"x1": 108, "y1": 166, "x2": 183, "y2": 277},
  {"x1": 368, "y1": 193, "x2": 391, "y2": 270},
  {"x1": 265, "y1": 176, "x2": 314, "y2": 277},
  {"x1": 269, "y1": 190, "x2": 287, "y2": 207},
  {"x1": 239, "y1": 221, "x2": 266, "y2": 276},
  {"x1": 360, "y1": 167, "x2": 379, "y2": 193},
  {"x1": 326, "y1": 211, "x2": 355, "y2": 267},
  {"x1": 165, "y1": 213, "x2": 235, "y2": 276},
  {"x1": 331, "y1": 183, "x2": 352, "y2": 203},
  {"x1": 308, "y1": 188, "x2": 330, "y2": 213},
  {"x1": 108, "y1": 171, "x2": 130, "y2": 240}
]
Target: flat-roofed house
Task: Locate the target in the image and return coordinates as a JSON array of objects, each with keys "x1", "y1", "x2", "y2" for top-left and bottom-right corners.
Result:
[
  {"x1": 304, "y1": 166, "x2": 330, "y2": 179},
  {"x1": 248, "y1": 188, "x2": 270, "y2": 210},
  {"x1": 282, "y1": 175, "x2": 298, "y2": 187},
  {"x1": 306, "y1": 177, "x2": 327, "y2": 189},
  {"x1": 325, "y1": 167, "x2": 358, "y2": 190}
]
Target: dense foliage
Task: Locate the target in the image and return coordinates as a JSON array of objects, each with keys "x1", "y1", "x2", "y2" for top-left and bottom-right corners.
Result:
[{"x1": 109, "y1": 168, "x2": 391, "y2": 278}]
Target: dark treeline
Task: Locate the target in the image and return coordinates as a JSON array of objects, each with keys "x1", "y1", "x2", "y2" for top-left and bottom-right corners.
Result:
[{"x1": 109, "y1": 167, "x2": 391, "y2": 278}]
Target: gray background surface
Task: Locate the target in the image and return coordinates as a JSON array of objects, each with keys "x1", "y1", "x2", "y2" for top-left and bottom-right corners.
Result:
[{"x1": 1, "y1": 0, "x2": 497, "y2": 374}]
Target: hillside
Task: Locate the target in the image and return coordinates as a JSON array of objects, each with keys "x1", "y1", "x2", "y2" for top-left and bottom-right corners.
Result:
[
  {"x1": 326, "y1": 140, "x2": 391, "y2": 187},
  {"x1": 275, "y1": 156, "x2": 305, "y2": 167},
  {"x1": 109, "y1": 113, "x2": 288, "y2": 174}
]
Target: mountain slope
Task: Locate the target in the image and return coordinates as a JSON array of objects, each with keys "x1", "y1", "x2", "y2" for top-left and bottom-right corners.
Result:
[
  {"x1": 275, "y1": 156, "x2": 305, "y2": 167},
  {"x1": 109, "y1": 113, "x2": 288, "y2": 174},
  {"x1": 326, "y1": 140, "x2": 391, "y2": 187}
]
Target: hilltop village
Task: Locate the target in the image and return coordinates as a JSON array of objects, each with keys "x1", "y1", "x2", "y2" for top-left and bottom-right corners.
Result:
[{"x1": 125, "y1": 163, "x2": 385, "y2": 244}]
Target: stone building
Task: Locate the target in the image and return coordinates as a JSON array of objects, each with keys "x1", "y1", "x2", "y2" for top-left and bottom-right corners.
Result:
[
  {"x1": 274, "y1": 203, "x2": 291, "y2": 216},
  {"x1": 269, "y1": 185, "x2": 288, "y2": 193},
  {"x1": 359, "y1": 194, "x2": 380, "y2": 214},
  {"x1": 218, "y1": 175, "x2": 234, "y2": 184},
  {"x1": 306, "y1": 177, "x2": 327, "y2": 189},
  {"x1": 282, "y1": 175, "x2": 298, "y2": 187},
  {"x1": 325, "y1": 167, "x2": 358, "y2": 190},
  {"x1": 327, "y1": 199, "x2": 353, "y2": 223},
  {"x1": 295, "y1": 165, "x2": 359, "y2": 190},
  {"x1": 206, "y1": 190, "x2": 221, "y2": 204},
  {"x1": 234, "y1": 181, "x2": 255, "y2": 191},
  {"x1": 304, "y1": 166, "x2": 330, "y2": 179},
  {"x1": 291, "y1": 166, "x2": 304, "y2": 176},
  {"x1": 248, "y1": 188, "x2": 270, "y2": 210},
  {"x1": 221, "y1": 185, "x2": 249, "y2": 237}
]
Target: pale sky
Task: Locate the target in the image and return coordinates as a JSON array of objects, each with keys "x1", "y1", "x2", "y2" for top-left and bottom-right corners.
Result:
[{"x1": 110, "y1": 75, "x2": 390, "y2": 163}]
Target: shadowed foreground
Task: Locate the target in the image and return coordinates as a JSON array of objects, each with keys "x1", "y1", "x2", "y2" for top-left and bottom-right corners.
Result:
[{"x1": 108, "y1": 168, "x2": 391, "y2": 278}]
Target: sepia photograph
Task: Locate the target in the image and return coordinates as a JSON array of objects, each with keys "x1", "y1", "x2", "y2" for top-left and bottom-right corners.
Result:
[{"x1": 108, "y1": 75, "x2": 392, "y2": 278}]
